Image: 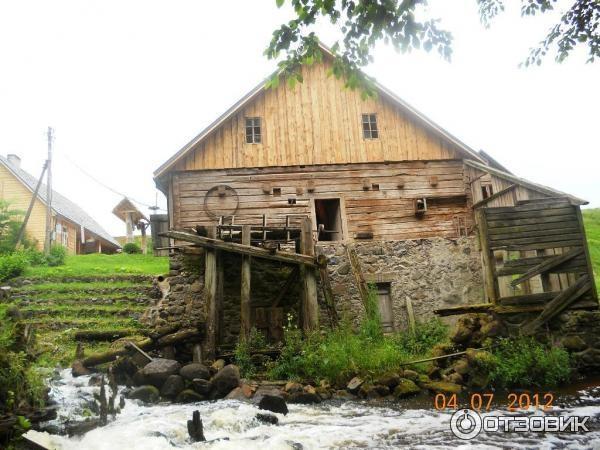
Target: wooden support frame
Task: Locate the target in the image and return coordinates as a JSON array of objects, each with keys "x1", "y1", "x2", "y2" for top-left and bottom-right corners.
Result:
[{"x1": 346, "y1": 244, "x2": 370, "y2": 307}]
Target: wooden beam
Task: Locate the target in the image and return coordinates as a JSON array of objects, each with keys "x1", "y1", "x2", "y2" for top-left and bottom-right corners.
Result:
[
  {"x1": 510, "y1": 248, "x2": 584, "y2": 287},
  {"x1": 521, "y1": 275, "x2": 592, "y2": 335},
  {"x1": 272, "y1": 265, "x2": 300, "y2": 308},
  {"x1": 346, "y1": 245, "x2": 370, "y2": 307},
  {"x1": 161, "y1": 230, "x2": 317, "y2": 267},
  {"x1": 205, "y1": 226, "x2": 218, "y2": 360},
  {"x1": 300, "y1": 217, "x2": 319, "y2": 332},
  {"x1": 476, "y1": 208, "x2": 498, "y2": 303},
  {"x1": 434, "y1": 303, "x2": 495, "y2": 317},
  {"x1": 405, "y1": 297, "x2": 416, "y2": 334},
  {"x1": 575, "y1": 207, "x2": 599, "y2": 301},
  {"x1": 240, "y1": 225, "x2": 251, "y2": 342},
  {"x1": 316, "y1": 254, "x2": 338, "y2": 326},
  {"x1": 471, "y1": 184, "x2": 517, "y2": 209}
]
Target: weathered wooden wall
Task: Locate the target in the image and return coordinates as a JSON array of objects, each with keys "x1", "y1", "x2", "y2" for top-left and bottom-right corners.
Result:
[
  {"x1": 172, "y1": 61, "x2": 461, "y2": 172},
  {"x1": 171, "y1": 160, "x2": 472, "y2": 241}
]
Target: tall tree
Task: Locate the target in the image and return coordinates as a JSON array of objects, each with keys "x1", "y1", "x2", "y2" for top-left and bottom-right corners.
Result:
[{"x1": 266, "y1": 0, "x2": 599, "y2": 94}]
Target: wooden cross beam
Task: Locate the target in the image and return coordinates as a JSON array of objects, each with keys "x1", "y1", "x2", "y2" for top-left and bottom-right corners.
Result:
[
  {"x1": 471, "y1": 184, "x2": 517, "y2": 209},
  {"x1": 160, "y1": 230, "x2": 318, "y2": 267},
  {"x1": 521, "y1": 275, "x2": 592, "y2": 336},
  {"x1": 510, "y1": 248, "x2": 584, "y2": 287}
]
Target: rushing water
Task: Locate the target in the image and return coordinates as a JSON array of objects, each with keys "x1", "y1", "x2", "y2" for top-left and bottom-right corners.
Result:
[{"x1": 25, "y1": 369, "x2": 600, "y2": 449}]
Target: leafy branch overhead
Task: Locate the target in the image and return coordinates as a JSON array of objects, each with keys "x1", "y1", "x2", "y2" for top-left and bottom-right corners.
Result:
[{"x1": 266, "y1": 0, "x2": 599, "y2": 92}]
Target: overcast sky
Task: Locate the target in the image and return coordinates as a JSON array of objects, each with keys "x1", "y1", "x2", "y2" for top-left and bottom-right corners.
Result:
[{"x1": 0, "y1": 0, "x2": 598, "y2": 237}]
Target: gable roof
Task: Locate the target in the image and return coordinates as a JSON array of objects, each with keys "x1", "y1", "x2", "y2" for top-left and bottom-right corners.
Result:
[
  {"x1": 0, "y1": 155, "x2": 121, "y2": 248},
  {"x1": 464, "y1": 159, "x2": 587, "y2": 206},
  {"x1": 154, "y1": 43, "x2": 486, "y2": 179}
]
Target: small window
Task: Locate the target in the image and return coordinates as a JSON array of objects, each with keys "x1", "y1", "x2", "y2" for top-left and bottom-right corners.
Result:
[
  {"x1": 362, "y1": 114, "x2": 378, "y2": 139},
  {"x1": 481, "y1": 183, "x2": 494, "y2": 199},
  {"x1": 245, "y1": 117, "x2": 261, "y2": 144}
]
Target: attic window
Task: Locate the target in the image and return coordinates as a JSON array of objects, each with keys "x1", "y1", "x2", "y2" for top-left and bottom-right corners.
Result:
[
  {"x1": 245, "y1": 117, "x2": 261, "y2": 144},
  {"x1": 362, "y1": 114, "x2": 378, "y2": 139},
  {"x1": 481, "y1": 182, "x2": 494, "y2": 200}
]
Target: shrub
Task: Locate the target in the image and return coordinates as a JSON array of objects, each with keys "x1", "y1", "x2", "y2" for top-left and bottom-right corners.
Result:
[
  {"x1": 489, "y1": 337, "x2": 571, "y2": 388},
  {"x1": 233, "y1": 327, "x2": 268, "y2": 378},
  {"x1": 122, "y1": 243, "x2": 142, "y2": 254},
  {"x1": 19, "y1": 248, "x2": 46, "y2": 266},
  {"x1": 0, "y1": 253, "x2": 27, "y2": 281},
  {"x1": 391, "y1": 318, "x2": 448, "y2": 355},
  {"x1": 46, "y1": 245, "x2": 67, "y2": 267}
]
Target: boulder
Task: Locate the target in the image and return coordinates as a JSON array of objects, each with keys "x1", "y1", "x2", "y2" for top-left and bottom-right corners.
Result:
[
  {"x1": 71, "y1": 360, "x2": 91, "y2": 377},
  {"x1": 225, "y1": 386, "x2": 253, "y2": 401},
  {"x1": 374, "y1": 384, "x2": 391, "y2": 397},
  {"x1": 258, "y1": 394, "x2": 289, "y2": 415},
  {"x1": 401, "y1": 369, "x2": 419, "y2": 381},
  {"x1": 180, "y1": 363, "x2": 211, "y2": 381},
  {"x1": 211, "y1": 359, "x2": 225, "y2": 371},
  {"x1": 375, "y1": 373, "x2": 400, "y2": 390},
  {"x1": 160, "y1": 375, "x2": 185, "y2": 399},
  {"x1": 393, "y1": 379, "x2": 421, "y2": 399},
  {"x1": 211, "y1": 364, "x2": 241, "y2": 397},
  {"x1": 256, "y1": 413, "x2": 279, "y2": 425},
  {"x1": 561, "y1": 335, "x2": 588, "y2": 352},
  {"x1": 254, "y1": 387, "x2": 285, "y2": 403},
  {"x1": 140, "y1": 358, "x2": 181, "y2": 388},
  {"x1": 316, "y1": 387, "x2": 332, "y2": 400},
  {"x1": 284, "y1": 382, "x2": 303, "y2": 394},
  {"x1": 445, "y1": 372, "x2": 464, "y2": 385},
  {"x1": 129, "y1": 385, "x2": 160, "y2": 404},
  {"x1": 289, "y1": 391, "x2": 321, "y2": 404},
  {"x1": 452, "y1": 358, "x2": 470, "y2": 375},
  {"x1": 358, "y1": 383, "x2": 380, "y2": 400},
  {"x1": 333, "y1": 390, "x2": 356, "y2": 400},
  {"x1": 176, "y1": 389, "x2": 205, "y2": 403},
  {"x1": 346, "y1": 377, "x2": 364, "y2": 394},
  {"x1": 191, "y1": 378, "x2": 212, "y2": 396},
  {"x1": 422, "y1": 381, "x2": 463, "y2": 395}
]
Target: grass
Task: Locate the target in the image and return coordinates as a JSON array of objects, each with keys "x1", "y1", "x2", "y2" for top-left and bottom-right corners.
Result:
[
  {"x1": 23, "y1": 253, "x2": 168, "y2": 278},
  {"x1": 582, "y1": 208, "x2": 600, "y2": 289},
  {"x1": 262, "y1": 288, "x2": 449, "y2": 385},
  {"x1": 16, "y1": 281, "x2": 144, "y2": 291}
]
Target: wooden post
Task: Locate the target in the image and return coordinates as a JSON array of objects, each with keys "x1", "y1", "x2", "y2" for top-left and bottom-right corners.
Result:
[
  {"x1": 205, "y1": 226, "x2": 218, "y2": 359},
  {"x1": 300, "y1": 217, "x2": 318, "y2": 332},
  {"x1": 575, "y1": 207, "x2": 599, "y2": 301},
  {"x1": 125, "y1": 212, "x2": 134, "y2": 244},
  {"x1": 476, "y1": 208, "x2": 498, "y2": 303},
  {"x1": 240, "y1": 225, "x2": 252, "y2": 341},
  {"x1": 405, "y1": 297, "x2": 416, "y2": 334}
]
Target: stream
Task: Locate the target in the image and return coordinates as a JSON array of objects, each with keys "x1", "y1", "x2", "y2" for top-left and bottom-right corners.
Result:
[{"x1": 25, "y1": 369, "x2": 600, "y2": 449}]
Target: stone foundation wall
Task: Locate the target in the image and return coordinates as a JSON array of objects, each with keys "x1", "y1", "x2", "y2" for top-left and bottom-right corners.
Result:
[
  {"x1": 549, "y1": 310, "x2": 600, "y2": 372},
  {"x1": 318, "y1": 236, "x2": 484, "y2": 330}
]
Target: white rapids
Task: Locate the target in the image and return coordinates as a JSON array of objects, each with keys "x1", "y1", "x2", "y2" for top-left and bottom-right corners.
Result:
[{"x1": 26, "y1": 369, "x2": 600, "y2": 449}]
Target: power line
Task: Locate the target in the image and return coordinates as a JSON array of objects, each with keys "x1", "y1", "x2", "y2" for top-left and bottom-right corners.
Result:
[{"x1": 63, "y1": 154, "x2": 166, "y2": 212}]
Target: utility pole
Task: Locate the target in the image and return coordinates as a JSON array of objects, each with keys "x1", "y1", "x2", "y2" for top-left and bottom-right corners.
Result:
[{"x1": 44, "y1": 127, "x2": 53, "y2": 255}]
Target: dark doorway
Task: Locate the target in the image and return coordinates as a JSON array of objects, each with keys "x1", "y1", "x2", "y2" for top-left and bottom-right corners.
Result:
[{"x1": 314, "y1": 198, "x2": 343, "y2": 241}]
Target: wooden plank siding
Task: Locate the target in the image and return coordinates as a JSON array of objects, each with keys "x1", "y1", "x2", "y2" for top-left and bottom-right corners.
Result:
[
  {"x1": 0, "y1": 163, "x2": 48, "y2": 250},
  {"x1": 171, "y1": 160, "x2": 472, "y2": 241},
  {"x1": 173, "y1": 61, "x2": 461, "y2": 173}
]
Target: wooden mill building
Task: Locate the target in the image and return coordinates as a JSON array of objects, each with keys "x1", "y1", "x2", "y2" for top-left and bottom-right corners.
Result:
[{"x1": 152, "y1": 44, "x2": 597, "y2": 355}]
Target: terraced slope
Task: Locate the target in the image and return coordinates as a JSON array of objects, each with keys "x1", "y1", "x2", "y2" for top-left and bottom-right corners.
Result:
[{"x1": 5, "y1": 275, "x2": 159, "y2": 367}]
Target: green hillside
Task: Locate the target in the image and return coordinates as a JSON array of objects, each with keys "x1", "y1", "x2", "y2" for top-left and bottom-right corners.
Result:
[{"x1": 583, "y1": 208, "x2": 600, "y2": 289}]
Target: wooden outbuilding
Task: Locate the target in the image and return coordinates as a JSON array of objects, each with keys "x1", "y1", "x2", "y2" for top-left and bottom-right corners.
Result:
[{"x1": 152, "y1": 43, "x2": 597, "y2": 356}]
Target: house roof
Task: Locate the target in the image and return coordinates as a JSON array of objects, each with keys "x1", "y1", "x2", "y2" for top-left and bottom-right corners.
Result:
[
  {"x1": 153, "y1": 42, "x2": 486, "y2": 179},
  {"x1": 0, "y1": 155, "x2": 121, "y2": 248},
  {"x1": 113, "y1": 197, "x2": 148, "y2": 225},
  {"x1": 464, "y1": 159, "x2": 588, "y2": 206}
]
